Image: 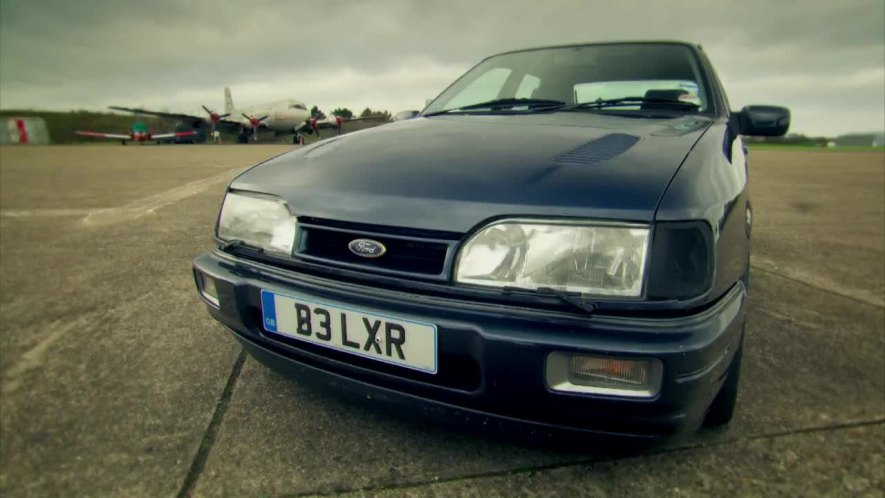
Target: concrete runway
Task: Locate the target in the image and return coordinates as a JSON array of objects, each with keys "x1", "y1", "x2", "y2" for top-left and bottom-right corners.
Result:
[{"x1": 0, "y1": 145, "x2": 882, "y2": 497}]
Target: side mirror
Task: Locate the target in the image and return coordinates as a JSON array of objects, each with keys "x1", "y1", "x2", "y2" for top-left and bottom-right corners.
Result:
[
  {"x1": 737, "y1": 105, "x2": 790, "y2": 137},
  {"x1": 393, "y1": 110, "x2": 420, "y2": 122}
]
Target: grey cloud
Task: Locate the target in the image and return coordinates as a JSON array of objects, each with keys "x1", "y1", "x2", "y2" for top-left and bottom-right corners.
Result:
[{"x1": 1, "y1": 0, "x2": 883, "y2": 135}]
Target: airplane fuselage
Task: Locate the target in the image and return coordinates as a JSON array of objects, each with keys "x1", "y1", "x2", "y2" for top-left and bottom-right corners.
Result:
[
  {"x1": 108, "y1": 88, "x2": 314, "y2": 141},
  {"x1": 233, "y1": 99, "x2": 311, "y2": 132}
]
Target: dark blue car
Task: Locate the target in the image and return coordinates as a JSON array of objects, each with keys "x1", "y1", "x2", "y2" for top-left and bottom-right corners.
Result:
[{"x1": 193, "y1": 41, "x2": 789, "y2": 440}]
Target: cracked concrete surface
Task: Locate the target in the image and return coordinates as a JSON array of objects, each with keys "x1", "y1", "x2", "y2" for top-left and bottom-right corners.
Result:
[{"x1": 0, "y1": 145, "x2": 882, "y2": 497}]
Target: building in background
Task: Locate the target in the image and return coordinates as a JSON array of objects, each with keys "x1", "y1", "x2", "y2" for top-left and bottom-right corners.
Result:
[
  {"x1": 833, "y1": 132, "x2": 885, "y2": 147},
  {"x1": 0, "y1": 117, "x2": 51, "y2": 144}
]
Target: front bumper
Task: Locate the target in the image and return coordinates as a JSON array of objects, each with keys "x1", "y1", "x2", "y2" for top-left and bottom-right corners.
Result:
[{"x1": 194, "y1": 250, "x2": 745, "y2": 440}]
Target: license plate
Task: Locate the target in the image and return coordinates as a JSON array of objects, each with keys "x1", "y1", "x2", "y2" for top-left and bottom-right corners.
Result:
[{"x1": 260, "y1": 290, "x2": 438, "y2": 374}]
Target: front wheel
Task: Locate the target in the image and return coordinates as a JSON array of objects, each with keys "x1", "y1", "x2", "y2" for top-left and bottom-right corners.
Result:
[{"x1": 703, "y1": 337, "x2": 743, "y2": 427}]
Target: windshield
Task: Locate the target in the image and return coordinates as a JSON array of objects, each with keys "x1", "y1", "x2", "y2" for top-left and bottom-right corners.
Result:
[{"x1": 424, "y1": 44, "x2": 710, "y2": 115}]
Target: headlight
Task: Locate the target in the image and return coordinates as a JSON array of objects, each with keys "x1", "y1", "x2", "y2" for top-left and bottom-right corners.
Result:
[
  {"x1": 217, "y1": 191, "x2": 296, "y2": 255},
  {"x1": 455, "y1": 221, "x2": 649, "y2": 297}
]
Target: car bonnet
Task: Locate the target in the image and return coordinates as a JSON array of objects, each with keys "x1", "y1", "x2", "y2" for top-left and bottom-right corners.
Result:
[{"x1": 230, "y1": 113, "x2": 711, "y2": 233}]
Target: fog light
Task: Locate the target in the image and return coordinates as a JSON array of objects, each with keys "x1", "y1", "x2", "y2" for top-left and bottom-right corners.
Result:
[
  {"x1": 546, "y1": 352, "x2": 662, "y2": 397},
  {"x1": 197, "y1": 272, "x2": 220, "y2": 307}
]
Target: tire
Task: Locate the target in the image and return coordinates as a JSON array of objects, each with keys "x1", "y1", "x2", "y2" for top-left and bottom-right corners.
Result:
[{"x1": 704, "y1": 337, "x2": 743, "y2": 427}]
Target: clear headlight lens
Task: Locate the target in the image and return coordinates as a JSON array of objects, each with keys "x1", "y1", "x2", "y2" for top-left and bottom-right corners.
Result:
[
  {"x1": 217, "y1": 192, "x2": 296, "y2": 255},
  {"x1": 455, "y1": 221, "x2": 649, "y2": 297}
]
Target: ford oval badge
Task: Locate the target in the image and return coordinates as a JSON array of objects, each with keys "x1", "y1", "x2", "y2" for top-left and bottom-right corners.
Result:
[{"x1": 348, "y1": 238, "x2": 386, "y2": 258}]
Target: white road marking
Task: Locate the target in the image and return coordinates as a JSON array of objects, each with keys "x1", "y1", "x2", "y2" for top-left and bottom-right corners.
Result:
[
  {"x1": 83, "y1": 170, "x2": 236, "y2": 226},
  {"x1": 752, "y1": 255, "x2": 885, "y2": 308},
  {"x1": 0, "y1": 208, "x2": 93, "y2": 218},
  {"x1": 0, "y1": 169, "x2": 238, "y2": 223},
  {"x1": 0, "y1": 318, "x2": 84, "y2": 397}
]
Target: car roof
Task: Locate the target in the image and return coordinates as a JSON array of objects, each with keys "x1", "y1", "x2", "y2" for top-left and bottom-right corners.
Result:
[{"x1": 490, "y1": 40, "x2": 704, "y2": 58}]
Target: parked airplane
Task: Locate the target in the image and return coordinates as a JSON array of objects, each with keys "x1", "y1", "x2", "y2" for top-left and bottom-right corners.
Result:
[
  {"x1": 111, "y1": 87, "x2": 312, "y2": 142},
  {"x1": 76, "y1": 121, "x2": 197, "y2": 145}
]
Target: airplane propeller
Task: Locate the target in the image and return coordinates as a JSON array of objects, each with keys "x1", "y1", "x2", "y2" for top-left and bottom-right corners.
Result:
[
  {"x1": 242, "y1": 114, "x2": 269, "y2": 141},
  {"x1": 296, "y1": 113, "x2": 381, "y2": 137},
  {"x1": 201, "y1": 105, "x2": 230, "y2": 134}
]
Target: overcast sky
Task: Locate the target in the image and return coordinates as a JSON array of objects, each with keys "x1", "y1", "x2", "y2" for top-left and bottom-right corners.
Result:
[{"x1": 1, "y1": 0, "x2": 883, "y2": 136}]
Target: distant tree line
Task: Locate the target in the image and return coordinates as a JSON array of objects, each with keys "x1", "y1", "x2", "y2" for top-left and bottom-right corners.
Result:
[
  {"x1": 743, "y1": 134, "x2": 829, "y2": 147},
  {"x1": 0, "y1": 109, "x2": 180, "y2": 144},
  {"x1": 358, "y1": 108, "x2": 393, "y2": 121},
  {"x1": 310, "y1": 106, "x2": 393, "y2": 122},
  {"x1": 310, "y1": 105, "x2": 326, "y2": 120},
  {"x1": 331, "y1": 107, "x2": 353, "y2": 119}
]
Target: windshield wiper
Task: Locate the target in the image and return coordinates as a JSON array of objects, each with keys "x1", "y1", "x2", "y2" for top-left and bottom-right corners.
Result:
[
  {"x1": 562, "y1": 97, "x2": 700, "y2": 112},
  {"x1": 537, "y1": 286, "x2": 598, "y2": 314},
  {"x1": 503, "y1": 286, "x2": 597, "y2": 314},
  {"x1": 218, "y1": 239, "x2": 264, "y2": 253},
  {"x1": 424, "y1": 98, "x2": 567, "y2": 116}
]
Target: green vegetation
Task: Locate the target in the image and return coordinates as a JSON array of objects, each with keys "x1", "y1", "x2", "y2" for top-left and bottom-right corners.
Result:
[
  {"x1": 747, "y1": 143, "x2": 885, "y2": 152},
  {"x1": 309, "y1": 105, "x2": 326, "y2": 120},
  {"x1": 0, "y1": 109, "x2": 179, "y2": 144},
  {"x1": 745, "y1": 132, "x2": 884, "y2": 149},
  {"x1": 359, "y1": 107, "x2": 393, "y2": 121},
  {"x1": 0, "y1": 109, "x2": 393, "y2": 145},
  {"x1": 331, "y1": 107, "x2": 353, "y2": 119}
]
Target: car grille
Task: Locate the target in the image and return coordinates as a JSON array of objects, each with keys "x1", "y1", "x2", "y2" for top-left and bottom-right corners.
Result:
[{"x1": 296, "y1": 219, "x2": 458, "y2": 279}]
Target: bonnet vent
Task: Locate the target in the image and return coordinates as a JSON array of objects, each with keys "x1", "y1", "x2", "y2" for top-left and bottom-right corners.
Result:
[{"x1": 554, "y1": 133, "x2": 640, "y2": 166}]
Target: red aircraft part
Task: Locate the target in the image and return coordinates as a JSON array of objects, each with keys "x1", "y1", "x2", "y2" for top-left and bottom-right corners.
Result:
[{"x1": 15, "y1": 119, "x2": 28, "y2": 144}]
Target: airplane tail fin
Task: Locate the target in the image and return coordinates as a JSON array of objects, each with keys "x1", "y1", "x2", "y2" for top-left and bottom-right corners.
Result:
[{"x1": 224, "y1": 87, "x2": 234, "y2": 114}]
